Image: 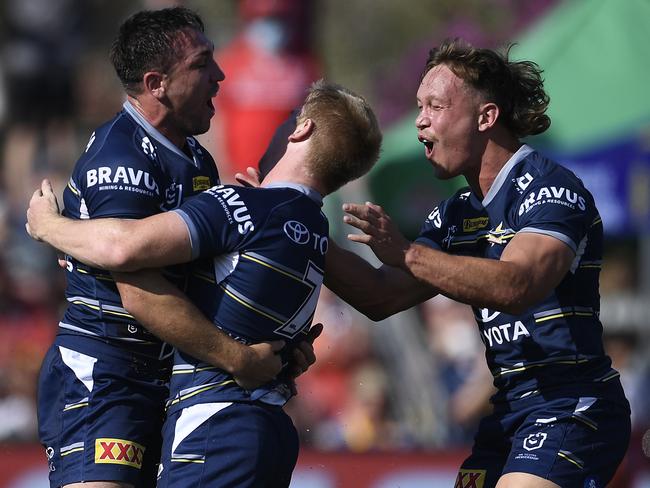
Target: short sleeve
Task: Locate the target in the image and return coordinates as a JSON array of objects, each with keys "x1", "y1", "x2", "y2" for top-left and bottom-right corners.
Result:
[
  {"x1": 174, "y1": 186, "x2": 251, "y2": 259},
  {"x1": 414, "y1": 204, "x2": 447, "y2": 250},
  {"x1": 513, "y1": 179, "x2": 596, "y2": 253}
]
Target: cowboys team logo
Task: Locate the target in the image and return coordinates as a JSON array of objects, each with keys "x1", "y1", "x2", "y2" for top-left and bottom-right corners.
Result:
[
  {"x1": 523, "y1": 432, "x2": 547, "y2": 451},
  {"x1": 486, "y1": 222, "x2": 513, "y2": 246},
  {"x1": 284, "y1": 220, "x2": 310, "y2": 245}
]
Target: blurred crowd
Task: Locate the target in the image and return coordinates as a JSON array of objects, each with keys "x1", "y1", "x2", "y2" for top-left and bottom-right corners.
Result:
[{"x1": 0, "y1": 0, "x2": 648, "y2": 470}]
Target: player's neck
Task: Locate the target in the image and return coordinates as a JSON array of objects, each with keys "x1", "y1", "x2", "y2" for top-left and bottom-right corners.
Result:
[
  {"x1": 126, "y1": 95, "x2": 186, "y2": 149},
  {"x1": 467, "y1": 132, "x2": 521, "y2": 199},
  {"x1": 262, "y1": 151, "x2": 327, "y2": 196}
]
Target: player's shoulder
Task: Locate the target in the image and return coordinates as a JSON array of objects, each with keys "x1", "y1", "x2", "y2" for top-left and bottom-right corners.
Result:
[
  {"x1": 513, "y1": 149, "x2": 586, "y2": 192},
  {"x1": 74, "y1": 111, "x2": 156, "y2": 173}
]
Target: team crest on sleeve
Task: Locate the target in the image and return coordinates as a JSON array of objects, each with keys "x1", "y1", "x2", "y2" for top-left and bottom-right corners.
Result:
[{"x1": 454, "y1": 469, "x2": 486, "y2": 488}]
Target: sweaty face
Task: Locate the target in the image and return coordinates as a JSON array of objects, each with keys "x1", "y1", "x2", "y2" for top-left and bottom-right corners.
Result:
[
  {"x1": 162, "y1": 29, "x2": 224, "y2": 140},
  {"x1": 415, "y1": 64, "x2": 481, "y2": 179}
]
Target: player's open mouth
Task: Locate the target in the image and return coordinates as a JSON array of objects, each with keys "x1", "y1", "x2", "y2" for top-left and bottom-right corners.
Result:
[{"x1": 419, "y1": 136, "x2": 434, "y2": 158}]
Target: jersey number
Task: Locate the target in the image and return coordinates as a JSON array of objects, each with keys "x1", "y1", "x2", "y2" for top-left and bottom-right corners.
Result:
[{"x1": 274, "y1": 262, "x2": 324, "y2": 339}]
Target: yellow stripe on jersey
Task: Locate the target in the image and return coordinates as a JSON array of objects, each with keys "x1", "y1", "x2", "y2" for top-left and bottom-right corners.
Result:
[
  {"x1": 494, "y1": 359, "x2": 590, "y2": 378},
  {"x1": 219, "y1": 284, "x2": 284, "y2": 324},
  {"x1": 166, "y1": 380, "x2": 236, "y2": 407},
  {"x1": 172, "y1": 366, "x2": 219, "y2": 375},
  {"x1": 240, "y1": 253, "x2": 303, "y2": 283}
]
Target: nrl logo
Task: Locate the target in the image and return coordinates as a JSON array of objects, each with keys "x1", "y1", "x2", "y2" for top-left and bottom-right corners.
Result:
[{"x1": 523, "y1": 432, "x2": 547, "y2": 451}]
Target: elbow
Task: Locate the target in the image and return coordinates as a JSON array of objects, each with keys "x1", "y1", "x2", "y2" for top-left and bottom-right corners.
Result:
[
  {"x1": 496, "y1": 286, "x2": 538, "y2": 315},
  {"x1": 101, "y1": 242, "x2": 141, "y2": 272}
]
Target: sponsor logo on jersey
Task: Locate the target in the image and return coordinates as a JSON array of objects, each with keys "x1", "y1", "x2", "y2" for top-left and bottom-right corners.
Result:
[
  {"x1": 427, "y1": 206, "x2": 442, "y2": 228},
  {"x1": 463, "y1": 217, "x2": 489, "y2": 232},
  {"x1": 95, "y1": 438, "x2": 145, "y2": 469},
  {"x1": 584, "y1": 477, "x2": 601, "y2": 488},
  {"x1": 518, "y1": 186, "x2": 587, "y2": 216},
  {"x1": 454, "y1": 469, "x2": 486, "y2": 488},
  {"x1": 482, "y1": 321, "x2": 530, "y2": 348},
  {"x1": 206, "y1": 185, "x2": 254, "y2": 234},
  {"x1": 193, "y1": 176, "x2": 211, "y2": 191},
  {"x1": 141, "y1": 136, "x2": 157, "y2": 159},
  {"x1": 523, "y1": 432, "x2": 547, "y2": 451},
  {"x1": 86, "y1": 166, "x2": 159, "y2": 196},
  {"x1": 161, "y1": 182, "x2": 182, "y2": 210},
  {"x1": 284, "y1": 220, "x2": 310, "y2": 244},
  {"x1": 477, "y1": 308, "x2": 501, "y2": 323},
  {"x1": 85, "y1": 132, "x2": 96, "y2": 153},
  {"x1": 283, "y1": 220, "x2": 328, "y2": 255},
  {"x1": 515, "y1": 172, "x2": 534, "y2": 192}
]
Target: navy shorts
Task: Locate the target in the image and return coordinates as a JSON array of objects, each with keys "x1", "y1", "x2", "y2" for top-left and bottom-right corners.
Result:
[
  {"x1": 37, "y1": 338, "x2": 170, "y2": 487},
  {"x1": 456, "y1": 388, "x2": 631, "y2": 488},
  {"x1": 158, "y1": 401, "x2": 299, "y2": 488}
]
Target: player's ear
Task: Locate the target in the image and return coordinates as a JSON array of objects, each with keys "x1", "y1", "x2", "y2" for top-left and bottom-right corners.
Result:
[
  {"x1": 143, "y1": 71, "x2": 166, "y2": 100},
  {"x1": 288, "y1": 118, "x2": 314, "y2": 142},
  {"x1": 478, "y1": 102, "x2": 499, "y2": 132}
]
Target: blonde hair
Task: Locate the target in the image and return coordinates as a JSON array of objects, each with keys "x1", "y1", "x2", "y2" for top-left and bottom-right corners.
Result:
[{"x1": 298, "y1": 80, "x2": 382, "y2": 194}]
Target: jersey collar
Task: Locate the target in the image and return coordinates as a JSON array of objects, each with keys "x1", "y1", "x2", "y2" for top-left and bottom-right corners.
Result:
[
  {"x1": 123, "y1": 101, "x2": 198, "y2": 167},
  {"x1": 264, "y1": 182, "x2": 323, "y2": 206},
  {"x1": 482, "y1": 144, "x2": 536, "y2": 207}
]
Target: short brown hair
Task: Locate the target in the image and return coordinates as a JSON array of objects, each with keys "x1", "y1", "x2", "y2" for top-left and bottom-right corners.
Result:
[
  {"x1": 423, "y1": 38, "x2": 551, "y2": 138},
  {"x1": 297, "y1": 80, "x2": 382, "y2": 194},
  {"x1": 110, "y1": 7, "x2": 205, "y2": 95}
]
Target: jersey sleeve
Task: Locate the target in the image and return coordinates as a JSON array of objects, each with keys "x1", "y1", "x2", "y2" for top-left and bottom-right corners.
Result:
[
  {"x1": 74, "y1": 151, "x2": 164, "y2": 219},
  {"x1": 414, "y1": 198, "x2": 455, "y2": 250},
  {"x1": 173, "y1": 186, "x2": 253, "y2": 259},
  {"x1": 513, "y1": 177, "x2": 597, "y2": 253}
]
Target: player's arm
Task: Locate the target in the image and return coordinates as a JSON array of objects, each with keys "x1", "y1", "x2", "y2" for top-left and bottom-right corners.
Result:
[
  {"x1": 114, "y1": 269, "x2": 284, "y2": 389},
  {"x1": 26, "y1": 179, "x2": 191, "y2": 271},
  {"x1": 344, "y1": 202, "x2": 574, "y2": 315},
  {"x1": 325, "y1": 240, "x2": 437, "y2": 321}
]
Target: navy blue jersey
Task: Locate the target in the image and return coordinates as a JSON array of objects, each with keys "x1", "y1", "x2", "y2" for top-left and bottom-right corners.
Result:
[
  {"x1": 167, "y1": 183, "x2": 328, "y2": 412},
  {"x1": 59, "y1": 102, "x2": 219, "y2": 358},
  {"x1": 415, "y1": 145, "x2": 619, "y2": 403}
]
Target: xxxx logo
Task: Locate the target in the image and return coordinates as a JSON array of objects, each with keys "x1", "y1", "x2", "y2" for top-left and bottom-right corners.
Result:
[
  {"x1": 455, "y1": 469, "x2": 486, "y2": 488},
  {"x1": 95, "y1": 438, "x2": 145, "y2": 469}
]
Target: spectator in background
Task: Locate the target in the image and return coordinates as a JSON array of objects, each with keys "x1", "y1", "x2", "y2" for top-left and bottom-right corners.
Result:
[
  {"x1": 1, "y1": 0, "x2": 84, "y2": 213},
  {"x1": 204, "y1": 0, "x2": 320, "y2": 181}
]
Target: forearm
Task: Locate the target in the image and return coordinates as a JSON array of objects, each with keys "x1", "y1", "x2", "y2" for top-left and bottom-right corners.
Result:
[
  {"x1": 37, "y1": 213, "x2": 190, "y2": 272},
  {"x1": 115, "y1": 270, "x2": 249, "y2": 374},
  {"x1": 325, "y1": 241, "x2": 435, "y2": 320},
  {"x1": 38, "y1": 214, "x2": 134, "y2": 270},
  {"x1": 404, "y1": 243, "x2": 530, "y2": 313}
]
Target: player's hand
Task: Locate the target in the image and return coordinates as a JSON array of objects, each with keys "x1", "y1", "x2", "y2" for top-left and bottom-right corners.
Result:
[
  {"x1": 233, "y1": 340, "x2": 285, "y2": 390},
  {"x1": 343, "y1": 202, "x2": 411, "y2": 268},
  {"x1": 26, "y1": 179, "x2": 61, "y2": 241},
  {"x1": 287, "y1": 322, "x2": 323, "y2": 379},
  {"x1": 234, "y1": 166, "x2": 262, "y2": 188}
]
